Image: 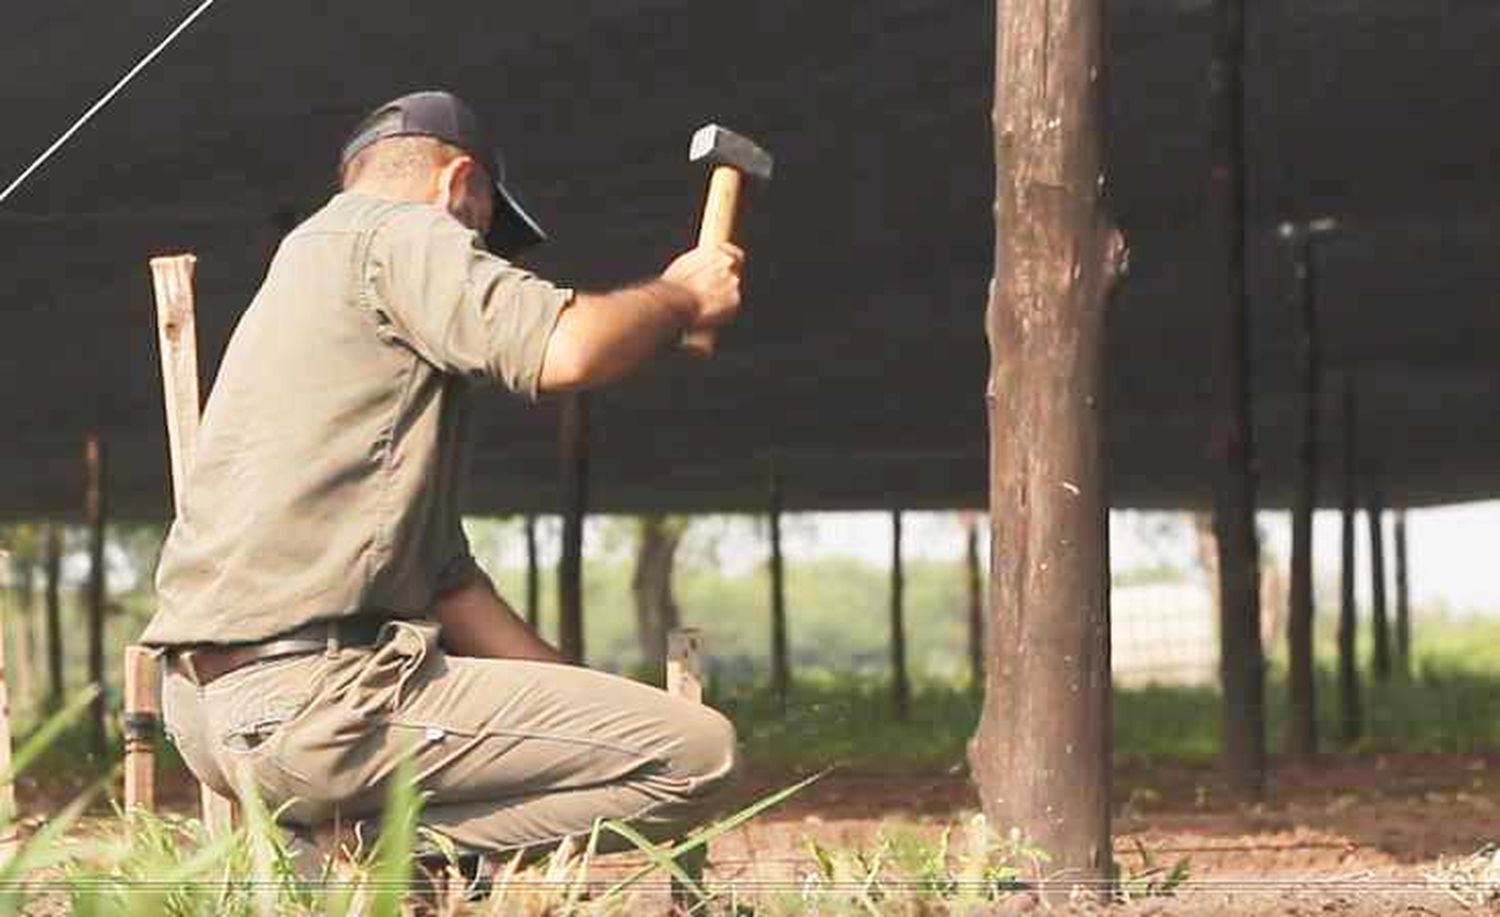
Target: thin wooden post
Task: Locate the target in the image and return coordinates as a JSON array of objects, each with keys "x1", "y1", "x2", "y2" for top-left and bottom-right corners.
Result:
[
  {"x1": 964, "y1": 511, "x2": 984, "y2": 692},
  {"x1": 1368, "y1": 486, "x2": 1391, "y2": 683},
  {"x1": 85, "y1": 434, "x2": 108, "y2": 758},
  {"x1": 1338, "y1": 374, "x2": 1363, "y2": 744},
  {"x1": 889, "y1": 509, "x2": 910, "y2": 720},
  {"x1": 523, "y1": 514, "x2": 539, "y2": 630},
  {"x1": 122, "y1": 646, "x2": 160, "y2": 812},
  {"x1": 970, "y1": 0, "x2": 1122, "y2": 885},
  {"x1": 0, "y1": 586, "x2": 18, "y2": 859},
  {"x1": 767, "y1": 459, "x2": 789, "y2": 713},
  {"x1": 43, "y1": 523, "x2": 63, "y2": 713},
  {"x1": 1395, "y1": 510, "x2": 1411, "y2": 677},
  {"x1": 666, "y1": 628, "x2": 707, "y2": 910},
  {"x1": 147, "y1": 253, "x2": 236, "y2": 835},
  {"x1": 1283, "y1": 223, "x2": 1319, "y2": 761},
  {"x1": 558, "y1": 393, "x2": 589, "y2": 665}
]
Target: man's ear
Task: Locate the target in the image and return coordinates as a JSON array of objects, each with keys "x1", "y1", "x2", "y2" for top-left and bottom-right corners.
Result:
[{"x1": 435, "y1": 155, "x2": 475, "y2": 208}]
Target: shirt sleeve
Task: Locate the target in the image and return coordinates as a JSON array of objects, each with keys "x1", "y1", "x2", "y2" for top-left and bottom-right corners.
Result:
[{"x1": 365, "y1": 203, "x2": 573, "y2": 398}]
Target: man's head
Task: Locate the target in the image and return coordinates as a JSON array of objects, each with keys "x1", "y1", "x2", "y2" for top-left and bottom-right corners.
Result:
[{"x1": 339, "y1": 91, "x2": 546, "y2": 256}]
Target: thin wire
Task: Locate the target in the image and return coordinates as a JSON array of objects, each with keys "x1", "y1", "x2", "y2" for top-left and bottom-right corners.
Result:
[{"x1": 0, "y1": 0, "x2": 221, "y2": 207}]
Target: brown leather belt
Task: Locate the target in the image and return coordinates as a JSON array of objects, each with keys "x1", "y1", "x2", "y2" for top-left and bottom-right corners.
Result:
[{"x1": 170, "y1": 617, "x2": 387, "y2": 687}]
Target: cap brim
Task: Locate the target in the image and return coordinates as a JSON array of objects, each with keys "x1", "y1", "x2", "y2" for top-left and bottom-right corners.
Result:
[{"x1": 487, "y1": 180, "x2": 547, "y2": 257}]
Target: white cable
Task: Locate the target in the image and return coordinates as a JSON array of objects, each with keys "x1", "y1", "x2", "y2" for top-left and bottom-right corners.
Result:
[{"x1": 0, "y1": 0, "x2": 221, "y2": 207}]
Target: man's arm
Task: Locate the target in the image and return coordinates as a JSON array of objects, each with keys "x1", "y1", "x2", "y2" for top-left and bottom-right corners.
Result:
[
  {"x1": 433, "y1": 575, "x2": 565, "y2": 663},
  {"x1": 538, "y1": 242, "x2": 743, "y2": 392}
]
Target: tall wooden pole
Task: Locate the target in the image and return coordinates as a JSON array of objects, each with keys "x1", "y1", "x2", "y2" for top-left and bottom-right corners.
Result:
[
  {"x1": 1338, "y1": 375, "x2": 1363, "y2": 744},
  {"x1": 889, "y1": 509, "x2": 909, "y2": 721},
  {"x1": 768, "y1": 459, "x2": 789, "y2": 712},
  {"x1": 1208, "y1": 0, "x2": 1265, "y2": 801},
  {"x1": 1284, "y1": 224, "x2": 1319, "y2": 761},
  {"x1": 523, "y1": 514, "x2": 539, "y2": 630},
  {"x1": 1368, "y1": 486, "x2": 1390, "y2": 683},
  {"x1": 43, "y1": 523, "x2": 63, "y2": 712},
  {"x1": 964, "y1": 512, "x2": 985, "y2": 692},
  {"x1": 971, "y1": 0, "x2": 1122, "y2": 885},
  {"x1": 1394, "y1": 509, "x2": 1411, "y2": 677},
  {"x1": 84, "y1": 434, "x2": 107, "y2": 757},
  {"x1": 558, "y1": 393, "x2": 589, "y2": 665}
]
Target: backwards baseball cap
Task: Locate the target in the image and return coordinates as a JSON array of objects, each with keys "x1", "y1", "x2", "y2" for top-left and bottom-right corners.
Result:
[{"x1": 339, "y1": 90, "x2": 547, "y2": 256}]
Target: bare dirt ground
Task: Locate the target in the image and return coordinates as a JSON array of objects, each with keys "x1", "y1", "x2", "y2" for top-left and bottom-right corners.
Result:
[{"x1": 20, "y1": 753, "x2": 1500, "y2": 913}]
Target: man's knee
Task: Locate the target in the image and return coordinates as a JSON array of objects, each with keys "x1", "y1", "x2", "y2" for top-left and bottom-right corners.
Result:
[{"x1": 670, "y1": 705, "x2": 740, "y2": 799}]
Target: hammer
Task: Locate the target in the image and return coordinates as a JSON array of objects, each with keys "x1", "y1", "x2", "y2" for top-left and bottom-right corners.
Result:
[{"x1": 681, "y1": 123, "x2": 774, "y2": 358}]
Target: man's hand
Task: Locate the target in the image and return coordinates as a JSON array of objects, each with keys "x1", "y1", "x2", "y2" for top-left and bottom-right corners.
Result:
[{"x1": 661, "y1": 241, "x2": 745, "y2": 332}]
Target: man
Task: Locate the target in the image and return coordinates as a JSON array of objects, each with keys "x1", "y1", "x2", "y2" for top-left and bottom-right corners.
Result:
[{"x1": 142, "y1": 91, "x2": 743, "y2": 856}]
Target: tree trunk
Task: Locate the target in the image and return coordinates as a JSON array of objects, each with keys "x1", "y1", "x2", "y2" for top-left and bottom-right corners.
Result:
[
  {"x1": 524, "y1": 514, "x2": 539, "y2": 630},
  {"x1": 1208, "y1": 0, "x2": 1266, "y2": 802},
  {"x1": 8, "y1": 553, "x2": 36, "y2": 724},
  {"x1": 85, "y1": 435, "x2": 108, "y2": 756},
  {"x1": 970, "y1": 0, "x2": 1121, "y2": 884},
  {"x1": 964, "y1": 512, "x2": 984, "y2": 693},
  {"x1": 1368, "y1": 487, "x2": 1390, "y2": 683},
  {"x1": 632, "y1": 514, "x2": 683, "y2": 676},
  {"x1": 1338, "y1": 376, "x2": 1363, "y2": 744},
  {"x1": 558, "y1": 394, "x2": 588, "y2": 665},
  {"x1": 1285, "y1": 226, "x2": 1319, "y2": 761},
  {"x1": 889, "y1": 509, "x2": 909, "y2": 721},
  {"x1": 1394, "y1": 510, "x2": 1411, "y2": 677},
  {"x1": 44, "y1": 524, "x2": 63, "y2": 712},
  {"x1": 768, "y1": 460, "x2": 789, "y2": 712}
]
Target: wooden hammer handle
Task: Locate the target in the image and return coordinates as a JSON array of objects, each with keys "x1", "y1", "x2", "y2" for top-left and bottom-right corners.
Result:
[{"x1": 681, "y1": 165, "x2": 744, "y2": 359}]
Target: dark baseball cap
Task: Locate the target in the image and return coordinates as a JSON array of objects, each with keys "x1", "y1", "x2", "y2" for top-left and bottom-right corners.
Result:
[{"x1": 339, "y1": 90, "x2": 547, "y2": 256}]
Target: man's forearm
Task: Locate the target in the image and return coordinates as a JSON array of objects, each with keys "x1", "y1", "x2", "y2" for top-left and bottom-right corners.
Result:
[
  {"x1": 538, "y1": 281, "x2": 697, "y2": 392},
  {"x1": 433, "y1": 576, "x2": 566, "y2": 663}
]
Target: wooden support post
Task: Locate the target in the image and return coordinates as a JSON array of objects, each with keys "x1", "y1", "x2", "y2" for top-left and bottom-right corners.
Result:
[
  {"x1": 1208, "y1": 0, "x2": 1266, "y2": 801},
  {"x1": 1338, "y1": 374, "x2": 1363, "y2": 745},
  {"x1": 147, "y1": 253, "x2": 236, "y2": 835},
  {"x1": 1283, "y1": 224, "x2": 1320, "y2": 761},
  {"x1": 889, "y1": 509, "x2": 910, "y2": 720},
  {"x1": 1395, "y1": 510, "x2": 1411, "y2": 677},
  {"x1": 1368, "y1": 486, "x2": 1391, "y2": 683},
  {"x1": 963, "y1": 511, "x2": 985, "y2": 692},
  {"x1": 523, "y1": 514, "x2": 539, "y2": 630},
  {"x1": 666, "y1": 627, "x2": 706, "y2": 910},
  {"x1": 0, "y1": 588, "x2": 18, "y2": 859},
  {"x1": 767, "y1": 458, "x2": 789, "y2": 713},
  {"x1": 971, "y1": 0, "x2": 1122, "y2": 886},
  {"x1": 558, "y1": 393, "x2": 589, "y2": 665},
  {"x1": 43, "y1": 523, "x2": 63, "y2": 713},
  {"x1": 122, "y1": 646, "x2": 160, "y2": 812},
  {"x1": 84, "y1": 434, "x2": 108, "y2": 758}
]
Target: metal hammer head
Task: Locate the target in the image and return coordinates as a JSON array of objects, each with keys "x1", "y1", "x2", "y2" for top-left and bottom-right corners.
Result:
[{"x1": 689, "y1": 124, "x2": 774, "y2": 181}]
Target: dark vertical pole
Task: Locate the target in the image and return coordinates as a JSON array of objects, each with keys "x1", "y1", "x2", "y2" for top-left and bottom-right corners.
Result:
[
  {"x1": 1208, "y1": 0, "x2": 1265, "y2": 801},
  {"x1": 43, "y1": 523, "x2": 63, "y2": 712},
  {"x1": 558, "y1": 394, "x2": 588, "y2": 665},
  {"x1": 1338, "y1": 376, "x2": 1363, "y2": 744},
  {"x1": 889, "y1": 509, "x2": 909, "y2": 720},
  {"x1": 1368, "y1": 486, "x2": 1390, "y2": 683},
  {"x1": 965, "y1": 512, "x2": 985, "y2": 692},
  {"x1": 970, "y1": 0, "x2": 1121, "y2": 885},
  {"x1": 768, "y1": 459, "x2": 789, "y2": 713},
  {"x1": 1285, "y1": 225, "x2": 1319, "y2": 761},
  {"x1": 524, "y1": 514, "x2": 539, "y2": 630},
  {"x1": 84, "y1": 435, "x2": 107, "y2": 756},
  {"x1": 1395, "y1": 509, "x2": 1411, "y2": 677}
]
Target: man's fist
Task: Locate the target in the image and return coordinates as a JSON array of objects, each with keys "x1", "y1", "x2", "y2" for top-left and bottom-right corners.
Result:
[{"x1": 661, "y1": 242, "x2": 744, "y2": 331}]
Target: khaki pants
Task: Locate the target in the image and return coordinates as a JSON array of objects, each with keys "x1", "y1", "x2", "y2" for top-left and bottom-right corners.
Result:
[{"x1": 162, "y1": 620, "x2": 739, "y2": 855}]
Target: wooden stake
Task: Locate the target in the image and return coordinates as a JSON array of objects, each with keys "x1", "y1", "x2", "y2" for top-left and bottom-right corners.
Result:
[
  {"x1": 44, "y1": 523, "x2": 63, "y2": 713},
  {"x1": 122, "y1": 646, "x2": 160, "y2": 812},
  {"x1": 558, "y1": 393, "x2": 589, "y2": 665},
  {"x1": 889, "y1": 509, "x2": 909, "y2": 721},
  {"x1": 524, "y1": 514, "x2": 539, "y2": 630},
  {"x1": 970, "y1": 0, "x2": 1122, "y2": 885},
  {"x1": 1395, "y1": 510, "x2": 1411, "y2": 677},
  {"x1": 1284, "y1": 226, "x2": 1319, "y2": 761},
  {"x1": 85, "y1": 434, "x2": 108, "y2": 758},
  {"x1": 767, "y1": 458, "x2": 789, "y2": 713},
  {"x1": 147, "y1": 253, "x2": 236, "y2": 835},
  {"x1": 1338, "y1": 374, "x2": 1363, "y2": 745},
  {"x1": 666, "y1": 626, "x2": 707, "y2": 909},
  {"x1": 1369, "y1": 485, "x2": 1391, "y2": 682}
]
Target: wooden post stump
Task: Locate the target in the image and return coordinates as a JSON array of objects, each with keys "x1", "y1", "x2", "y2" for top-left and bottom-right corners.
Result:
[
  {"x1": 122, "y1": 646, "x2": 160, "y2": 813},
  {"x1": 666, "y1": 628, "x2": 706, "y2": 910}
]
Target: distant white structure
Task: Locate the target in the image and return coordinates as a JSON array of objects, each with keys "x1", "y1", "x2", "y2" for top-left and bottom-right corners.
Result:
[{"x1": 1111, "y1": 580, "x2": 1217, "y2": 687}]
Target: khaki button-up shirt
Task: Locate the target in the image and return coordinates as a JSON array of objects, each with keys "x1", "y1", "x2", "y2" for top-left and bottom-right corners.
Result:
[{"x1": 142, "y1": 192, "x2": 572, "y2": 646}]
